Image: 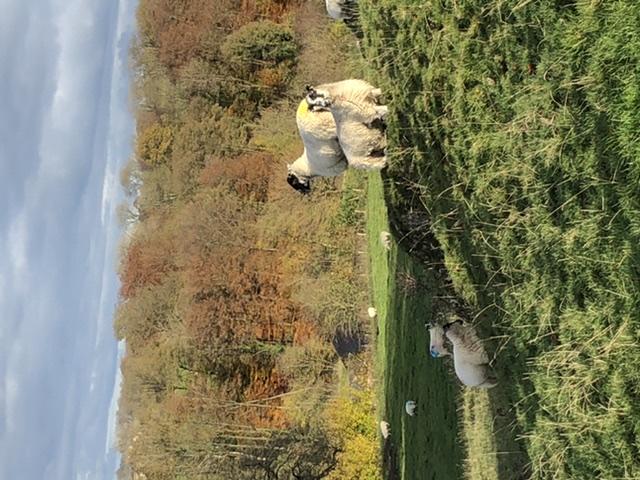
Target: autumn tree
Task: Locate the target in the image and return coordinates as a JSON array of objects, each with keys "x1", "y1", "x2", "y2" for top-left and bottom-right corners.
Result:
[{"x1": 116, "y1": 2, "x2": 372, "y2": 478}]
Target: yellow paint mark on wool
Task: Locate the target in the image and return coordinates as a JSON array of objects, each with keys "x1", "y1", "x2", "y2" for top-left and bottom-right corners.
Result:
[{"x1": 296, "y1": 99, "x2": 311, "y2": 119}]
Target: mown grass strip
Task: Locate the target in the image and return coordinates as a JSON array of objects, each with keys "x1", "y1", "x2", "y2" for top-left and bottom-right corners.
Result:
[{"x1": 368, "y1": 172, "x2": 462, "y2": 480}]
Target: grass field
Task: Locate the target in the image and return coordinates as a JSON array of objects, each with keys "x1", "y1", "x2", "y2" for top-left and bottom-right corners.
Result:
[
  {"x1": 367, "y1": 172, "x2": 462, "y2": 480},
  {"x1": 359, "y1": 1, "x2": 640, "y2": 479}
]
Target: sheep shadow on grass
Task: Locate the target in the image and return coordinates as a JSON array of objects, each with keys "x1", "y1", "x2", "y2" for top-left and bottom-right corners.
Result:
[{"x1": 381, "y1": 439, "x2": 400, "y2": 480}]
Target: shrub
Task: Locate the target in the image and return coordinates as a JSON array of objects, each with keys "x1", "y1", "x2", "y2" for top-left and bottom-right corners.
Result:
[
  {"x1": 325, "y1": 388, "x2": 381, "y2": 480},
  {"x1": 221, "y1": 20, "x2": 298, "y2": 81},
  {"x1": 136, "y1": 123, "x2": 174, "y2": 167}
]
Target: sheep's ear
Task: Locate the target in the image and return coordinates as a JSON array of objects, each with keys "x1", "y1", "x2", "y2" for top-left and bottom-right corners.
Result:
[{"x1": 304, "y1": 85, "x2": 313, "y2": 97}]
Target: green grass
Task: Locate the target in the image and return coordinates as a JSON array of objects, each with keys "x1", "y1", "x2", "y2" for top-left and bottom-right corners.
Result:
[
  {"x1": 359, "y1": 1, "x2": 640, "y2": 479},
  {"x1": 368, "y1": 172, "x2": 462, "y2": 480}
]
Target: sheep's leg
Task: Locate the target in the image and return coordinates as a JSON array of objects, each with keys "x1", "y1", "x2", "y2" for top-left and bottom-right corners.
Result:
[
  {"x1": 374, "y1": 105, "x2": 388, "y2": 120},
  {"x1": 479, "y1": 376, "x2": 498, "y2": 389},
  {"x1": 350, "y1": 154, "x2": 387, "y2": 170}
]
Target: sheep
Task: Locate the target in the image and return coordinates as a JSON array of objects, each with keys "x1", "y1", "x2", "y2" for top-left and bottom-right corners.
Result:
[
  {"x1": 379, "y1": 420, "x2": 391, "y2": 439},
  {"x1": 443, "y1": 320, "x2": 498, "y2": 389},
  {"x1": 367, "y1": 307, "x2": 377, "y2": 319},
  {"x1": 405, "y1": 400, "x2": 417, "y2": 416},
  {"x1": 287, "y1": 98, "x2": 348, "y2": 194},
  {"x1": 425, "y1": 322, "x2": 451, "y2": 358},
  {"x1": 325, "y1": 0, "x2": 362, "y2": 38},
  {"x1": 306, "y1": 79, "x2": 388, "y2": 171},
  {"x1": 379, "y1": 231, "x2": 392, "y2": 251}
]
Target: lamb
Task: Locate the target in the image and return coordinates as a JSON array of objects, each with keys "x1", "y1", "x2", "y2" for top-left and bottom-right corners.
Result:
[
  {"x1": 443, "y1": 320, "x2": 498, "y2": 389},
  {"x1": 425, "y1": 322, "x2": 451, "y2": 358},
  {"x1": 287, "y1": 98, "x2": 348, "y2": 194},
  {"x1": 379, "y1": 231, "x2": 392, "y2": 251},
  {"x1": 379, "y1": 420, "x2": 391, "y2": 439},
  {"x1": 306, "y1": 79, "x2": 388, "y2": 170},
  {"x1": 405, "y1": 400, "x2": 417, "y2": 416},
  {"x1": 367, "y1": 307, "x2": 377, "y2": 319}
]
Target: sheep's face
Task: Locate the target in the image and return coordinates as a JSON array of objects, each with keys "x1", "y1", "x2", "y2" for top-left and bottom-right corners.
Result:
[
  {"x1": 286, "y1": 165, "x2": 311, "y2": 194},
  {"x1": 305, "y1": 85, "x2": 332, "y2": 109}
]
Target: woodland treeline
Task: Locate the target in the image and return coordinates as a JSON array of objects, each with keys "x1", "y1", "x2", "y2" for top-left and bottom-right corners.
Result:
[{"x1": 116, "y1": 1, "x2": 379, "y2": 479}]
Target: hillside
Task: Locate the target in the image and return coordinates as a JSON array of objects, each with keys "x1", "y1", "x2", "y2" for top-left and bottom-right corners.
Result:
[
  {"x1": 115, "y1": 1, "x2": 380, "y2": 479},
  {"x1": 358, "y1": 1, "x2": 640, "y2": 479}
]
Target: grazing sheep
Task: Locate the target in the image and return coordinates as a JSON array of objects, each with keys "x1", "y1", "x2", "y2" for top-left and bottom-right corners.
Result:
[
  {"x1": 379, "y1": 420, "x2": 391, "y2": 439},
  {"x1": 425, "y1": 322, "x2": 451, "y2": 358},
  {"x1": 405, "y1": 400, "x2": 417, "y2": 416},
  {"x1": 287, "y1": 98, "x2": 348, "y2": 194},
  {"x1": 306, "y1": 79, "x2": 388, "y2": 170},
  {"x1": 379, "y1": 231, "x2": 392, "y2": 251},
  {"x1": 367, "y1": 307, "x2": 377, "y2": 319},
  {"x1": 444, "y1": 320, "x2": 498, "y2": 389}
]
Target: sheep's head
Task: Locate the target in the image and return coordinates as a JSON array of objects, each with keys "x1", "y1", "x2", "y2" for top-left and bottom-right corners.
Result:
[
  {"x1": 305, "y1": 85, "x2": 332, "y2": 110},
  {"x1": 286, "y1": 164, "x2": 311, "y2": 195}
]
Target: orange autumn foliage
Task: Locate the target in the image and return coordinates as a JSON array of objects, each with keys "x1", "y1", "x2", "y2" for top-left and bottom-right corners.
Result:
[
  {"x1": 119, "y1": 231, "x2": 175, "y2": 299},
  {"x1": 199, "y1": 153, "x2": 274, "y2": 203}
]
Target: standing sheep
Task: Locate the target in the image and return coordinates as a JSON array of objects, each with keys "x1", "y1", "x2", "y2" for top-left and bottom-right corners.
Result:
[
  {"x1": 325, "y1": 0, "x2": 361, "y2": 38},
  {"x1": 444, "y1": 320, "x2": 498, "y2": 389},
  {"x1": 287, "y1": 98, "x2": 348, "y2": 194},
  {"x1": 306, "y1": 79, "x2": 388, "y2": 170}
]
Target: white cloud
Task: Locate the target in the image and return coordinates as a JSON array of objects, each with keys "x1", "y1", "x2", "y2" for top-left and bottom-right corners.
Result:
[
  {"x1": 100, "y1": 168, "x2": 117, "y2": 227},
  {"x1": 3, "y1": 373, "x2": 18, "y2": 433},
  {"x1": 105, "y1": 342, "x2": 125, "y2": 454},
  {"x1": 8, "y1": 212, "x2": 28, "y2": 287}
]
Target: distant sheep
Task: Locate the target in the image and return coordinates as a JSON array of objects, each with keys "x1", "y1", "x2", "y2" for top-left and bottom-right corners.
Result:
[
  {"x1": 444, "y1": 320, "x2": 497, "y2": 389},
  {"x1": 367, "y1": 307, "x2": 377, "y2": 319},
  {"x1": 306, "y1": 79, "x2": 388, "y2": 170},
  {"x1": 426, "y1": 322, "x2": 451, "y2": 358},
  {"x1": 379, "y1": 420, "x2": 391, "y2": 439},
  {"x1": 287, "y1": 99, "x2": 348, "y2": 194},
  {"x1": 379, "y1": 231, "x2": 392, "y2": 251},
  {"x1": 325, "y1": 0, "x2": 361, "y2": 38},
  {"x1": 405, "y1": 400, "x2": 417, "y2": 416}
]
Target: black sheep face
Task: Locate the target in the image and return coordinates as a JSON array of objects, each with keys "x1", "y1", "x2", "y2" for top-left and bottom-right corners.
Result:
[{"x1": 305, "y1": 86, "x2": 332, "y2": 110}]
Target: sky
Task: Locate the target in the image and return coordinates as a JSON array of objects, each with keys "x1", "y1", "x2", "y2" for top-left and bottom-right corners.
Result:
[{"x1": 0, "y1": 0, "x2": 138, "y2": 478}]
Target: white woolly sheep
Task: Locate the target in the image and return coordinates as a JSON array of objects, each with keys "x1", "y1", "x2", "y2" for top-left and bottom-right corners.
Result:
[
  {"x1": 444, "y1": 321, "x2": 498, "y2": 389},
  {"x1": 306, "y1": 79, "x2": 388, "y2": 171},
  {"x1": 425, "y1": 322, "x2": 451, "y2": 358},
  {"x1": 405, "y1": 400, "x2": 417, "y2": 416},
  {"x1": 379, "y1": 420, "x2": 391, "y2": 439},
  {"x1": 367, "y1": 307, "x2": 377, "y2": 319},
  {"x1": 287, "y1": 98, "x2": 348, "y2": 194},
  {"x1": 379, "y1": 231, "x2": 392, "y2": 251}
]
